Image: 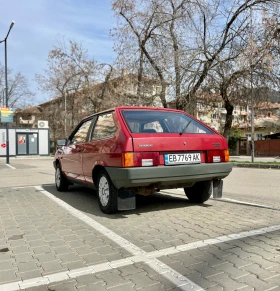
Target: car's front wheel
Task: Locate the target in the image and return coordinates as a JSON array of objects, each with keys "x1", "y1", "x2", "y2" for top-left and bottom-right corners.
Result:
[
  {"x1": 55, "y1": 165, "x2": 69, "y2": 191},
  {"x1": 97, "y1": 170, "x2": 118, "y2": 214},
  {"x1": 184, "y1": 181, "x2": 212, "y2": 203}
]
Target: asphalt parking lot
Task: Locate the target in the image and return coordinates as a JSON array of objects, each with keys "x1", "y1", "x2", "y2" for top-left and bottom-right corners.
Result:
[{"x1": 0, "y1": 158, "x2": 279, "y2": 291}]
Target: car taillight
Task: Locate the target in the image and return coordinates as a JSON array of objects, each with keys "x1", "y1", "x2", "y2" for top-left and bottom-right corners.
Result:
[
  {"x1": 122, "y1": 152, "x2": 160, "y2": 167},
  {"x1": 206, "y1": 150, "x2": 230, "y2": 163}
]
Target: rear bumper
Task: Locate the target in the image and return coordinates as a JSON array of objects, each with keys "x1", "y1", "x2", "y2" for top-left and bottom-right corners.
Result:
[{"x1": 105, "y1": 162, "x2": 233, "y2": 189}]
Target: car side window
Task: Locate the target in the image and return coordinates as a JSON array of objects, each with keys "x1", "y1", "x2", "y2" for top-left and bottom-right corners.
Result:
[
  {"x1": 91, "y1": 113, "x2": 116, "y2": 140},
  {"x1": 71, "y1": 120, "x2": 92, "y2": 144}
]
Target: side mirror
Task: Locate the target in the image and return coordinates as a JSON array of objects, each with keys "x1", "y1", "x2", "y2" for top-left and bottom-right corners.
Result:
[{"x1": 56, "y1": 139, "x2": 67, "y2": 146}]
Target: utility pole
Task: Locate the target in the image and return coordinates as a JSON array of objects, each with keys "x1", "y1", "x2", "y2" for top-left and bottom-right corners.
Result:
[
  {"x1": 250, "y1": 8, "x2": 255, "y2": 163},
  {"x1": 1, "y1": 88, "x2": 5, "y2": 106},
  {"x1": 65, "y1": 91, "x2": 67, "y2": 137},
  {"x1": 0, "y1": 21, "x2": 15, "y2": 164}
]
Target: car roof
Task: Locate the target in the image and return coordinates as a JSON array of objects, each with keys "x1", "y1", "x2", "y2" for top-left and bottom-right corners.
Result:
[
  {"x1": 116, "y1": 106, "x2": 185, "y2": 113},
  {"x1": 82, "y1": 106, "x2": 186, "y2": 122},
  {"x1": 77, "y1": 106, "x2": 219, "y2": 136}
]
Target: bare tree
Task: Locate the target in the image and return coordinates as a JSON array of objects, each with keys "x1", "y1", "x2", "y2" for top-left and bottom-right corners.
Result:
[
  {"x1": 35, "y1": 39, "x2": 96, "y2": 97},
  {"x1": 112, "y1": 0, "x2": 278, "y2": 116},
  {"x1": 35, "y1": 39, "x2": 100, "y2": 133},
  {"x1": 0, "y1": 63, "x2": 33, "y2": 108},
  {"x1": 206, "y1": 7, "x2": 280, "y2": 140},
  {"x1": 112, "y1": 0, "x2": 171, "y2": 108}
]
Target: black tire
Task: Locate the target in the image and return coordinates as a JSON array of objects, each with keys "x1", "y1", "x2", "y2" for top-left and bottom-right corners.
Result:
[
  {"x1": 184, "y1": 181, "x2": 212, "y2": 203},
  {"x1": 55, "y1": 165, "x2": 69, "y2": 191},
  {"x1": 97, "y1": 170, "x2": 118, "y2": 214}
]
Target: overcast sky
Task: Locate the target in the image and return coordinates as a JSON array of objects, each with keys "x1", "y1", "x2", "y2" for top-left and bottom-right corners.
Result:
[{"x1": 0, "y1": 0, "x2": 116, "y2": 105}]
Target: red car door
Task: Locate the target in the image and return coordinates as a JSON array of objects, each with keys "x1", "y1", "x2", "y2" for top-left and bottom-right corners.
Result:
[
  {"x1": 82, "y1": 112, "x2": 118, "y2": 185},
  {"x1": 61, "y1": 119, "x2": 93, "y2": 182}
]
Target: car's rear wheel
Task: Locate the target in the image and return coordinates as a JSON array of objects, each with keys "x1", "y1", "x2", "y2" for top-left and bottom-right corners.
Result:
[
  {"x1": 55, "y1": 165, "x2": 69, "y2": 191},
  {"x1": 184, "y1": 181, "x2": 212, "y2": 203},
  {"x1": 97, "y1": 170, "x2": 118, "y2": 214}
]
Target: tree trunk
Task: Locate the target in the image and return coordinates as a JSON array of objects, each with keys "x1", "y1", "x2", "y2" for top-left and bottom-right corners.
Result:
[
  {"x1": 170, "y1": 15, "x2": 180, "y2": 101},
  {"x1": 176, "y1": 93, "x2": 197, "y2": 116},
  {"x1": 222, "y1": 94, "x2": 234, "y2": 141},
  {"x1": 100, "y1": 67, "x2": 113, "y2": 100},
  {"x1": 140, "y1": 43, "x2": 167, "y2": 108},
  {"x1": 137, "y1": 50, "x2": 144, "y2": 101}
]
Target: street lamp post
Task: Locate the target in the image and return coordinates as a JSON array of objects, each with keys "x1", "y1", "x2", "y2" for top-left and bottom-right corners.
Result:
[
  {"x1": 1, "y1": 88, "x2": 5, "y2": 106},
  {"x1": 249, "y1": 8, "x2": 254, "y2": 163},
  {"x1": 250, "y1": 76, "x2": 254, "y2": 163},
  {"x1": 0, "y1": 21, "x2": 15, "y2": 164},
  {"x1": 65, "y1": 92, "x2": 67, "y2": 137},
  {"x1": 65, "y1": 90, "x2": 69, "y2": 137}
]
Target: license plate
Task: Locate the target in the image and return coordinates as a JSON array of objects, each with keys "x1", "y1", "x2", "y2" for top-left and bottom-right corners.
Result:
[{"x1": 164, "y1": 153, "x2": 201, "y2": 165}]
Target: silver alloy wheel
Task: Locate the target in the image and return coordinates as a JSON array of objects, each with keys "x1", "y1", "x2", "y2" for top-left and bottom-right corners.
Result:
[
  {"x1": 55, "y1": 167, "x2": 61, "y2": 187},
  {"x1": 99, "y1": 175, "x2": 109, "y2": 207}
]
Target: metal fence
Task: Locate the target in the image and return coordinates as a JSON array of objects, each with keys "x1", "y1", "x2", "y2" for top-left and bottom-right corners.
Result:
[{"x1": 255, "y1": 140, "x2": 280, "y2": 157}]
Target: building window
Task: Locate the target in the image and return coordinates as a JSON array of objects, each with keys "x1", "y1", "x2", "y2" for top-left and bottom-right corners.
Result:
[
  {"x1": 245, "y1": 133, "x2": 251, "y2": 140},
  {"x1": 155, "y1": 86, "x2": 161, "y2": 95},
  {"x1": 127, "y1": 84, "x2": 135, "y2": 93},
  {"x1": 256, "y1": 133, "x2": 263, "y2": 140}
]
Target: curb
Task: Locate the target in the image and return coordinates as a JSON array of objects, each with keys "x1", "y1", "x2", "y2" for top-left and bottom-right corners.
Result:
[{"x1": 233, "y1": 163, "x2": 280, "y2": 169}]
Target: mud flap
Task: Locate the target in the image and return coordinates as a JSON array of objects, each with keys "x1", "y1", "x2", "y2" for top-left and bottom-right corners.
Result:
[
  {"x1": 213, "y1": 179, "x2": 223, "y2": 198},
  {"x1": 118, "y1": 188, "x2": 136, "y2": 211}
]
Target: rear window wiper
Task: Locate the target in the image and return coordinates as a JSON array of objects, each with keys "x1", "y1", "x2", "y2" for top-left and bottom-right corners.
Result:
[{"x1": 179, "y1": 120, "x2": 192, "y2": 135}]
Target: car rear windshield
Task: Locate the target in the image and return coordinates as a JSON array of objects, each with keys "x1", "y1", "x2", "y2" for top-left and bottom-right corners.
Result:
[{"x1": 121, "y1": 110, "x2": 214, "y2": 134}]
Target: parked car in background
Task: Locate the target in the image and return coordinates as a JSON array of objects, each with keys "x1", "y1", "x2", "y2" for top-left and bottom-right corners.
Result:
[{"x1": 54, "y1": 106, "x2": 232, "y2": 214}]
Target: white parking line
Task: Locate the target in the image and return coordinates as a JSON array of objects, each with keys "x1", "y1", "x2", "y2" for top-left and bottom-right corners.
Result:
[
  {"x1": 0, "y1": 256, "x2": 202, "y2": 291},
  {"x1": 146, "y1": 224, "x2": 280, "y2": 258},
  {"x1": 1, "y1": 222, "x2": 280, "y2": 291},
  {"x1": 162, "y1": 189, "x2": 280, "y2": 212},
  {"x1": 11, "y1": 186, "x2": 39, "y2": 189},
  {"x1": 11, "y1": 184, "x2": 56, "y2": 189},
  {"x1": 5, "y1": 164, "x2": 16, "y2": 169},
  {"x1": 215, "y1": 197, "x2": 280, "y2": 211},
  {"x1": 1, "y1": 186, "x2": 280, "y2": 291},
  {"x1": 36, "y1": 186, "x2": 144, "y2": 256},
  {"x1": 35, "y1": 186, "x2": 204, "y2": 291}
]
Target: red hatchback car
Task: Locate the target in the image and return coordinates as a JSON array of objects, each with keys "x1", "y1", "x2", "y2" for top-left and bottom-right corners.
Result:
[{"x1": 54, "y1": 106, "x2": 232, "y2": 213}]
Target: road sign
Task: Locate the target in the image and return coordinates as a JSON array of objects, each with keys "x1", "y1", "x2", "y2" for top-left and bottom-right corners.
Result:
[
  {"x1": 1, "y1": 143, "x2": 6, "y2": 148},
  {"x1": 0, "y1": 107, "x2": 14, "y2": 123}
]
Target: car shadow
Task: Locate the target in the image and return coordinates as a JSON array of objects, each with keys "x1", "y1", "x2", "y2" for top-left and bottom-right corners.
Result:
[{"x1": 42, "y1": 184, "x2": 212, "y2": 219}]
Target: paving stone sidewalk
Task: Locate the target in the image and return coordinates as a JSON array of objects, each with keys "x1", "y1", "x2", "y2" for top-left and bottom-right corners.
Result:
[
  {"x1": 0, "y1": 187, "x2": 131, "y2": 285},
  {"x1": 159, "y1": 231, "x2": 280, "y2": 291},
  {"x1": 49, "y1": 184, "x2": 280, "y2": 253},
  {"x1": 0, "y1": 186, "x2": 280, "y2": 291}
]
